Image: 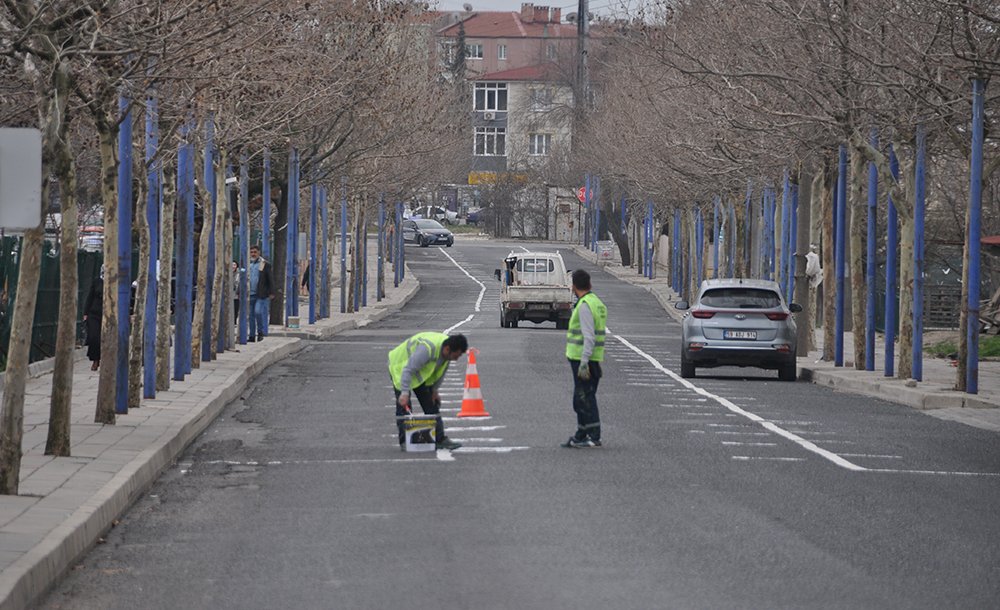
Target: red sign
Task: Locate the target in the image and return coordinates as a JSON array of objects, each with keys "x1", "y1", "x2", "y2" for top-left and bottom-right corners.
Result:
[{"x1": 577, "y1": 186, "x2": 586, "y2": 203}]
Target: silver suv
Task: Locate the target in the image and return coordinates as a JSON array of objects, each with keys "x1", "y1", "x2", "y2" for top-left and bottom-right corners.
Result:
[{"x1": 675, "y1": 279, "x2": 801, "y2": 381}]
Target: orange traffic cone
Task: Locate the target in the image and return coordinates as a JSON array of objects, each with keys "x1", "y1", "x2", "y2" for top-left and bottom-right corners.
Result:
[{"x1": 458, "y1": 349, "x2": 490, "y2": 417}]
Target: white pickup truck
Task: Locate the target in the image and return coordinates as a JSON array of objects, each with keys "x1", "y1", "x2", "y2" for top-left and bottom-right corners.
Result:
[{"x1": 494, "y1": 251, "x2": 574, "y2": 329}]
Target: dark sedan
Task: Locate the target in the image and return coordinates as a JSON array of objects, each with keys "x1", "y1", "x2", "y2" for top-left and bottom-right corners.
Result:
[{"x1": 402, "y1": 219, "x2": 454, "y2": 248}]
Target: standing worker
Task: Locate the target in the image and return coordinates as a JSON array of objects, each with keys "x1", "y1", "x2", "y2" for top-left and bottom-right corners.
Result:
[
  {"x1": 389, "y1": 332, "x2": 468, "y2": 451},
  {"x1": 562, "y1": 269, "x2": 607, "y2": 448},
  {"x1": 83, "y1": 270, "x2": 104, "y2": 371}
]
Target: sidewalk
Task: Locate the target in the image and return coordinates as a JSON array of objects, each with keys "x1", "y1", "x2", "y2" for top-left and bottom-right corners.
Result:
[
  {"x1": 0, "y1": 246, "x2": 419, "y2": 610},
  {"x1": 571, "y1": 245, "x2": 1000, "y2": 433}
]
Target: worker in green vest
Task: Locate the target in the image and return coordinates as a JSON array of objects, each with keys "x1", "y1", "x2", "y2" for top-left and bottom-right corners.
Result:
[
  {"x1": 389, "y1": 332, "x2": 468, "y2": 451},
  {"x1": 562, "y1": 269, "x2": 607, "y2": 448}
]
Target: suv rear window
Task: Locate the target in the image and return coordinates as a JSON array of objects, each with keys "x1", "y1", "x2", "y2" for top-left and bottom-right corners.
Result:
[{"x1": 700, "y1": 288, "x2": 781, "y2": 309}]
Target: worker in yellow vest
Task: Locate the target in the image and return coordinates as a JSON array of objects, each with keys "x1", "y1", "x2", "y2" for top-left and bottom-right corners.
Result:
[
  {"x1": 389, "y1": 332, "x2": 468, "y2": 451},
  {"x1": 562, "y1": 269, "x2": 607, "y2": 448}
]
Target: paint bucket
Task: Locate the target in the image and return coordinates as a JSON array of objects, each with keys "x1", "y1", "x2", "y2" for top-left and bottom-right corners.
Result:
[
  {"x1": 401, "y1": 415, "x2": 438, "y2": 452},
  {"x1": 286, "y1": 315, "x2": 300, "y2": 329}
]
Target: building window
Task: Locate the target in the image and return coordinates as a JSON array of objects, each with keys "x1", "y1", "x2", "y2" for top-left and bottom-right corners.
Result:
[
  {"x1": 466, "y1": 43, "x2": 483, "y2": 59},
  {"x1": 528, "y1": 133, "x2": 551, "y2": 156},
  {"x1": 474, "y1": 82, "x2": 508, "y2": 112},
  {"x1": 475, "y1": 127, "x2": 506, "y2": 156},
  {"x1": 498, "y1": 44, "x2": 507, "y2": 60},
  {"x1": 529, "y1": 88, "x2": 553, "y2": 111}
]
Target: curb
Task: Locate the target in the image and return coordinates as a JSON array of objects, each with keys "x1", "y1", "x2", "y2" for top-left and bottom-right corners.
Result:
[
  {"x1": 0, "y1": 271, "x2": 422, "y2": 610},
  {"x1": 0, "y1": 348, "x2": 88, "y2": 394},
  {"x1": 0, "y1": 339, "x2": 304, "y2": 610}
]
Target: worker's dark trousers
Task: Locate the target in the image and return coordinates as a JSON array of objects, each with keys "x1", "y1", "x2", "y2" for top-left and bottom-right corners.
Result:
[
  {"x1": 394, "y1": 384, "x2": 444, "y2": 445},
  {"x1": 569, "y1": 359, "x2": 602, "y2": 442}
]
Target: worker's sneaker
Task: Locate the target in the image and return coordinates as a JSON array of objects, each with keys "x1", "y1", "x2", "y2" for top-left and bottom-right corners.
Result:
[
  {"x1": 436, "y1": 437, "x2": 462, "y2": 451},
  {"x1": 561, "y1": 437, "x2": 595, "y2": 448}
]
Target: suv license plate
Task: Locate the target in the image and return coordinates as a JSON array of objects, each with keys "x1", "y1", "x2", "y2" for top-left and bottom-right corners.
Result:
[
  {"x1": 724, "y1": 330, "x2": 757, "y2": 340},
  {"x1": 528, "y1": 304, "x2": 550, "y2": 310}
]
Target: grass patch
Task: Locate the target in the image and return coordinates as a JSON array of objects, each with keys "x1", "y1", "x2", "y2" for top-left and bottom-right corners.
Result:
[
  {"x1": 926, "y1": 335, "x2": 1000, "y2": 359},
  {"x1": 449, "y1": 223, "x2": 486, "y2": 235}
]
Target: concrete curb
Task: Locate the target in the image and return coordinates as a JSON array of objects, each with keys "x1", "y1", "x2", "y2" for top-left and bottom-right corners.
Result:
[
  {"x1": 0, "y1": 339, "x2": 304, "y2": 610},
  {"x1": 0, "y1": 269, "x2": 423, "y2": 610}
]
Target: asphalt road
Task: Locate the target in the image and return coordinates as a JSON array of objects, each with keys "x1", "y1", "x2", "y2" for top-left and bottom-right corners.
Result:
[{"x1": 41, "y1": 240, "x2": 1000, "y2": 610}]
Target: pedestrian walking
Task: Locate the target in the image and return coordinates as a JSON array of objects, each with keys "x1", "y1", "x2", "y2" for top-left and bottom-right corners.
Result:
[
  {"x1": 388, "y1": 332, "x2": 468, "y2": 451},
  {"x1": 562, "y1": 269, "x2": 607, "y2": 448},
  {"x1": 247, "y1": 245, "x2": 275, "y2": 342},
  {"x1": 83, "y1": 271, "x2": 103, "y2": 371}
]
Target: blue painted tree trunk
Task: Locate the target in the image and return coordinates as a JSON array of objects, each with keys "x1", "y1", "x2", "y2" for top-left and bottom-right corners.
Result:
[
  {"x1": 912, "y1": 127, "x2": 927, "y2": 381},
  {"x1": 116, "y1": 97, "x2": 133, "y2": 414},
  {"x1": 966, "y1": 79, "x2": 985, "y2": 394},
  {"x1": 834, "y1": 145, "x2": 848, "y2": 367},
  {"x1": 142, "y1": 95, "x2": 159, "y2": 399}
]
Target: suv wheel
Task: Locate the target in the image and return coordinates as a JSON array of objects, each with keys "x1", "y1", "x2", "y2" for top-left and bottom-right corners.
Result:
[
  {"x1": 778, "y1": 357, "x2": 797, "y2": 382},
  {"x1": 680, "y1": 353, "x2": 696, "y2": 378},
  {"x1": 419, "y1": 237, "x2": 429, "y2": 247}
]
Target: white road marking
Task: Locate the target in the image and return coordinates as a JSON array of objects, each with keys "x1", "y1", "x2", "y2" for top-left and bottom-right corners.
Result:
[
  {"x1": 438, "y1": 247, "x2": 487, "y2": 333},
  {"x1": 715, "y1": 431, "x2": 771, "y2": 436},
  {"x1": 447, "y1": 425, "x2": 507, "y2": 431},
  {"x1": 442, "y1": 416, "x2": 491, "y2": 421},
  {"x1": 452, "y1": 447, "x2": 530, "y2": 453},
  {"x1": 721, "y1": 442, "x2": 779, "y2": 447},
  {"x1": 732, "y1": 456, "x2": 807, "y2": 462},
  {"x1": 611, "y1": 333, "x2": 867, "y2": 471},
  {"x1": 839, "y1": 454, "x2": 903, "y2": 459}
]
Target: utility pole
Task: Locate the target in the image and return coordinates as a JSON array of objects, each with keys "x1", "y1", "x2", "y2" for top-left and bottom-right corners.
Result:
[{"x1": 575, "y1": 0, "x2": 589, "y2": 120}]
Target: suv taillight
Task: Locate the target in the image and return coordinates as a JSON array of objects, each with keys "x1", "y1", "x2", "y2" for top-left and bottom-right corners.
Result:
[{"x1": 692, "y1": 310, "x2": 715, "y2": 319}]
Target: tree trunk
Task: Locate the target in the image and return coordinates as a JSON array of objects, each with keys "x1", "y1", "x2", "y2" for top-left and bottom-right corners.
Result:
[
  {"x1": 225, "y1": 205, "x2": 235, "y2": 350},
  {"x1": 128, "y1": 179, "x2": 150, "y2": 409},
  {"x1": 46, "y1": 114, "x2": 77, "y2": 456},
  {"x1": 156, "y1": 166, "x2": 175, "y2": 391},
  {"x1": 849, "y1": 145, "x2": 867, "y2": 369},
  {"x1": 191, "y1": 181, "x2": 212, "y2": 368},
  {"x1": 210, "y1": 154, "x2": 226, "y2": 355},
  {"x1": 897, "y1": 212, "x2": 915, "y2": 379},
  {"x1": 687, "y1": 208, "x2": 698, "y2": 300},
  {"x1": 802, "y1": 171, "x2": 823, "y2": 354},
  {"x1": 735, "y1": 198, "x2": 746, "y2": 278},
  {"x1": 821, "y1": 158, "x2": 836, "y2": 362},
  {"x1": 604, "y1": 196, "x2": 631, "y2": 266},
  {"x1": 95, "y1": 125, "x2": 119, "y2": 425},
  {"x1": 271, "y1": 182, "x2": 287, "y2": 325}
]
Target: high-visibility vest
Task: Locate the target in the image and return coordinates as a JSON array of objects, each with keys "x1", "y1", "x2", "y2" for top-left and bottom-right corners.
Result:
[
  {"x1": 565, "y1": 292, "x2": 607, "y2": 362},
  {"x1": 389, "y1": 332, "x2": 450, "y2": 390}
]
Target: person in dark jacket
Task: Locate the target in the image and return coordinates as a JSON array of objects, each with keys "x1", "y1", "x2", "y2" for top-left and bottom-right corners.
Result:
[
  {"x1": 83, "y1": 273, "x2": 103, "y2": 370},
  {"x1": 247, "y1": 245, "x2": 275, "y2": 342}
]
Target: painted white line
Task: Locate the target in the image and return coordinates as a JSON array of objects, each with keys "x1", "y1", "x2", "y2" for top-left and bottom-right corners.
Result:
[
  {"x1": 864, "y1": 468, "x2": 1000, "y2": 477},
  {"x1": 732, "y1": 456, "x2": 807, "y2": 462},
  {"x1": 436, "y1": 449, "x2": 456, "y2": 461},
  {"x1": 838, "y1": 453, "x2": 903, "y2": 459},
  {"x1": 442, "y1": 416, "x2": 491, "y2": 421},
  {"x1": 439, "y1": 247, "x2": 486, "y2": 313},
  {"x1": 452, "y1": 446, "x2": 530, "y2": 453},
  {"x1": 611, "y1": 333, "x2": 867, "y2": 472},
  {"x1": 715, "y1": 431, "x2": 771, "y2": 436},
  {"x1": 721, "y1": 442, "x2": 779, "y2": 446},
  {"x1": 687, "y1": 430, "x2": 706, "y2": 434},
  {"x1": 192, "y1": 458, "x2": 447, "y2": 466},
  {"x1": 452, "y1": 437, "x2": 504, "y2": 442},
  {"x1": 707, "y1": 424, "x2": 750, "y2": 428},
  {"x1": 447, "y1": 425, "x2": 507, "y2": 431},
  {"x1": 683, "y1": 412, "x2": 718, "y2": 417}
]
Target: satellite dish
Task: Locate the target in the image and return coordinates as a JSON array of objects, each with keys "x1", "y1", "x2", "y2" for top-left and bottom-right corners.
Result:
[
  {"x1": 463, "y1": 3, "x2": 472, "y2": 11},
  {"x1": 566, "y1": 12, "x2": 577, "y2": 22}
]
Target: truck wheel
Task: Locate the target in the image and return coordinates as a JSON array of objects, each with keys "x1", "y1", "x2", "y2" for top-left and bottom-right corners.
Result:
[
  {"x1": 510, "y1": 319, "x2": 518, "y2": 328},
  {"x1": 556, "y1": 319, "x2": 569, "y2": 330},
  {"x1": 680, "y1": 353, "x2": 696, "y2": 378},
  {"x1": 500, "y1": 310, "x2": 507, "y2": 328}
]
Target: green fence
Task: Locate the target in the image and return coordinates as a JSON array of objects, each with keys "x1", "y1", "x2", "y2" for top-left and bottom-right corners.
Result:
[{"x1": 0, "y1": 237, "x2": 104, "y2": 369}]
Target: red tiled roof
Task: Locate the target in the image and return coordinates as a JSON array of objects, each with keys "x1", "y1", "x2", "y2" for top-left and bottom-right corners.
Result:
[
  {"x1": 475, "y1": 63, "x2": 561, "y2": 81},
  {"x1": 438, "y1": 11, "x2": 575, "y2": 39}
]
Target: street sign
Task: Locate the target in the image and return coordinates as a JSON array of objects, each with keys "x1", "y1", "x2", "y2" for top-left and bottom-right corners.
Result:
[
  {"x1": 0, "y1": 128, "x2": 42, "y2": 230},
  {"x1": 577, "y1": 186, "x2": 586, "y2": 203}
]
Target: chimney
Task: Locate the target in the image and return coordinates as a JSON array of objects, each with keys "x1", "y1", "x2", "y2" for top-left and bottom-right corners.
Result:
[
  {"x1": 534, "y1": 6, "x2": 547, "y2": 22},
  {"x1": 521, "y1": 3, "x2": 534, "y2": 22},
  {"x1": 552, "y1": 8, "x2": 561, "y2": 22}
]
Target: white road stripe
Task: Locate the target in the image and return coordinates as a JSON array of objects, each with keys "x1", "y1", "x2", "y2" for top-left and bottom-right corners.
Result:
[
  {"x1": 721, "y1": 442, "x2": 779, "y2": 446},
  {"x1": 611, "y1": 333, "x2": 867, "y2": 472},
  {"x1": 732, "y1": 456, "x2": 807, "y2": 462}
]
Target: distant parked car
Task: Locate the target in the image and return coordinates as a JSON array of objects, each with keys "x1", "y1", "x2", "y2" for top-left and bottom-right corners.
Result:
[
  {"x1": 466, "y1": 207, "x2": 484, "y2": 226},
  {"x1": 675, "y1": 279, "x2": 801, "y2": 381},
  {"x1": 402, "y1": 219, "x2": 454, "y2": 247},
  {"x1": 413, "y1": 205, "x2": 458, "y2": 225}
]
